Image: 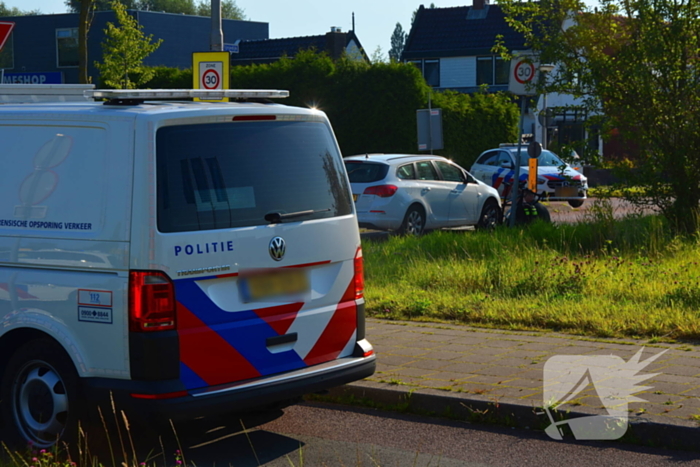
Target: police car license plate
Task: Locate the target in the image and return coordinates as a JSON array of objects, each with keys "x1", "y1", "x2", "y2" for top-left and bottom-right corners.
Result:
[{"x1": 239, "y1": 269, "x2": 309, "y2": 302}]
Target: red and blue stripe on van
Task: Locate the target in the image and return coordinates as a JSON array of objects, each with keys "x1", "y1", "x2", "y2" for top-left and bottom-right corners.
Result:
[{"x1": 173, "y1": 275, "x2": 357, "y2": 391}]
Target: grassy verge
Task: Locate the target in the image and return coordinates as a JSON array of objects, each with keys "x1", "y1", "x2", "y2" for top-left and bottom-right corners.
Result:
[{"x1": 363, "y1": 200, "x2": 700, "y2": 340}]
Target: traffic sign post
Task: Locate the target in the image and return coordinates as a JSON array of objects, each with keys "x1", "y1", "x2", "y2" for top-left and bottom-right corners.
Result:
[
  {"x1": 507, "y1": 55, "x2": 541, "y2": 226},
  {"x1": 0, "y1": 22, "x2": 14, "y2": 52},
  {"x1": 192, "y1": 51, "x2": 230, "y2": 102}
]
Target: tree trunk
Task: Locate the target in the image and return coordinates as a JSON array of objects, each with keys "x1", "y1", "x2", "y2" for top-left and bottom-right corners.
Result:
[{"x1": 78, "y1": 0, "x2": 93, "y2": 84}]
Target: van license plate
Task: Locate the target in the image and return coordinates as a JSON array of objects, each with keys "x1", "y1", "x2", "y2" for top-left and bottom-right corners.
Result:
[
  {"x1": 353, "y1": 194, "x2": 358, "y2": 202},
  {"x1": 239, "y1": 269, "x2": 309, "y2": 302}
]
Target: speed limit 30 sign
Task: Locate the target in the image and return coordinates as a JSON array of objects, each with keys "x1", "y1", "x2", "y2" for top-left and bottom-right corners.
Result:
[
  {"x1": 200, "y1": 63, "x2": 222, "y2": 90},
  {"x1": 508, "y1": 56, "x2": 539, "y2": 96},
  {"x1": 192, "y1": 51, "x2": 230, "y2": 101}
]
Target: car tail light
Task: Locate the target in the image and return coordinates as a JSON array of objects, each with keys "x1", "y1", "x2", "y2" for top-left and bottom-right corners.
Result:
[
  {"x1": 363, "y1": 185, "x2": 397, "y2": 198},
  {"x1": 129, "y1": 271, "x2": 176, "y2": 332},
  {"x1": 354, "y1": 247, "x2": 364, "y2": 299}
]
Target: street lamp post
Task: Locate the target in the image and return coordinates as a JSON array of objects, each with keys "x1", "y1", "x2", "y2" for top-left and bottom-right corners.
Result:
[{"x1": 539, "y1": 64, "x2": 555, "y2": 150}]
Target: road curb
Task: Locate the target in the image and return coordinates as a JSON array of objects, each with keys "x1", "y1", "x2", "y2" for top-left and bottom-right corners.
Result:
[{"x1": 326, "y1": 382, "x2": 700, "y2": 452}]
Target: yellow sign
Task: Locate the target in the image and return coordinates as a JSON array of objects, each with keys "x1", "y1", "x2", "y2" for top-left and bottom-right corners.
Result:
[
  {"x1": 192, "y1": 51, "x2": 230, "y2": 102},
  {"x1": 528, "y1": 158, "x2": 538, "y2": 192}
]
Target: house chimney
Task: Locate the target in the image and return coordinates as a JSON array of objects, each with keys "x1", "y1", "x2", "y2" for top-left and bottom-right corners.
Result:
[
  {"x1": 473, "y1": 0, "x2": 489, "y2": 10},
  {"x1": 326, "y1": 28, "x2": 347, "y2": 59}
]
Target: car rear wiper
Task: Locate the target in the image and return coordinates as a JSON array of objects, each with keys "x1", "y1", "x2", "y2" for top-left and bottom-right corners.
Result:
[{"x1": 264, "y1": 208, "x2": 331, "y2": 224}]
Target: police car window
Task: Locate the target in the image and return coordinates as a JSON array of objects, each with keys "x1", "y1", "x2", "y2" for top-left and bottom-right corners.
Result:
[
  {"x1": 416, "y1": 161, "x2": 438, "y2": 180},
  {"x1": 396, "y1": 163, "x2": 416, "y2": 180},
  {"x1": 435, "y1": 161, "x2": 464, "y2": 182},
  {"x1": 344, "y1": 161, "x2": 389, "y2": 183},
  {"x1": 476, "y1": 151, "x2": 498, "y2": 166},
  {"x1": 157, "y1": 121, "x2": 352, "y2": 233},
  {"x1": 498, "y1": 151, "x2": 513, "y2": 167}
]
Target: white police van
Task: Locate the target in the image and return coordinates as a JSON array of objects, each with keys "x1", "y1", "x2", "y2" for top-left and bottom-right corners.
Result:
[{"x1": 0, "y1": 88, "x2": 375, "y2": 449}]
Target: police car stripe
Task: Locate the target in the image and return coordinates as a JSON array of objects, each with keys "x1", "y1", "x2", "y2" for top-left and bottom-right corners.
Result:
[
  {"x1": 177, "y1": 302, "x2": 261, "y2": 387},
  {"x1": 253, "y1": 302, "x2": 304, "y2": 335},
  {"x1": 304, "y1": 282, "x2": 357, "y2": 366}
]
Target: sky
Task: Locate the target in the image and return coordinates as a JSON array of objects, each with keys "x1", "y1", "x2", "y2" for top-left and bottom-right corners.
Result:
[{"x1": 1, "y1": 1, "x2": 514, "y2": 60}]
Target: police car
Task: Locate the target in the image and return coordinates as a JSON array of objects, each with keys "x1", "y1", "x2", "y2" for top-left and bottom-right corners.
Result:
[
  {"x1": 470, "y1": 145, "x2": 588, "y2": 208},
  {"x1": 0, "y1": 88, "x2": 375, "y2": 449}
]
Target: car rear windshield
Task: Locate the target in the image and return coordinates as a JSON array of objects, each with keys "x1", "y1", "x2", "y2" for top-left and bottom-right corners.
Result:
[
  {"x1": 344, "y1": 161, "x2": 389, "y2": 183},
  {"x1": 156, "y1": 120, "x2": 353, "y2": 233}
]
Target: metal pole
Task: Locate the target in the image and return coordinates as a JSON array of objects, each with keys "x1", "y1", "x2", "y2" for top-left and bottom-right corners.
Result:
[
  {"x1": 210, "y1": 0, "x2": 223, "y2": 51},
  {"x1": 542, "y1": 92, "x2": 548, "y2": 150},
  {"x1": 509, "y1": 97, "x2": 527, "y2": 227},
  {"x1": 428, "y1": 91, "x2": 433, "y2": 155}
]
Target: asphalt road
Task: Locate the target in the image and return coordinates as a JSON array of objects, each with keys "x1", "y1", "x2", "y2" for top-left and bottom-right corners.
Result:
[{"x1": 162, "y1": 402, "x2": 700, "y2": 466}]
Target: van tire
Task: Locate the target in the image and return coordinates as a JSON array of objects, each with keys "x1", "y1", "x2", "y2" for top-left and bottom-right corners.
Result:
[
  {"x1": 568, "y1": 199, "x2": 585, "y2": 208},
  {"x1": 398, "y1": 205, "x2": 426, "y2": 236},
  {"x1": 0, "y1": 339, "x2": 84, "y2": 450}
]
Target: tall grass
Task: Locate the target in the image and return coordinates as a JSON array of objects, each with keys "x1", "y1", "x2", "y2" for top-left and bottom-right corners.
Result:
[{"x1": 364, "y1": 204, "x2": 700, "y2": 340}]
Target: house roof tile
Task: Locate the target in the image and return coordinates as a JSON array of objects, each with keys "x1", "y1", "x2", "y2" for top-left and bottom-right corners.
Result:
[{"x1": 403, "y1": 4, "x2": 527, "y2": 59}]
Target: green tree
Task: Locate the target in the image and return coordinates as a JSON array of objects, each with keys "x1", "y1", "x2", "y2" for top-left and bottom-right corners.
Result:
[
  {"x1": 139, "y1": 0, "x2": 195, "y2": 15},
  {"x1": 195, "y1": 0, "x2": 245, "y2": 20},
  {"x1": 66, "y1": 0, "x2": 137, "y2": 12},
  {"x1": 95, "y1": 0, "x2": 163, "y2": 88},
  {"x1": 388, "y1": 22, "x2": 406, "y2": 62},
  {"x1": 0, "y1": 1, "x2": 40, "y2": 15},
  {"x1": 498, "y1": 0, "x2": 700, "y2": 234}
]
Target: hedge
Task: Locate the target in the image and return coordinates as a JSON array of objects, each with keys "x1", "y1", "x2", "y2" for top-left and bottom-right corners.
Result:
[{"x1": 141, "y1": 51, "x2": 518, "y2": 166}]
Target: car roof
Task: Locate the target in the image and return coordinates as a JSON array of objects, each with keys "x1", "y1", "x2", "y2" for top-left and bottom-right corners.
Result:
[{"x1": 344, "y1": 153, "x2": 452, "y2": 165}]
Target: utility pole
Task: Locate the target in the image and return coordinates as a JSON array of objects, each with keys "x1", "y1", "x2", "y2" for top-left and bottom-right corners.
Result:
[{"x1": 210, "y1": 0, "x2": 223, "y2": 51}]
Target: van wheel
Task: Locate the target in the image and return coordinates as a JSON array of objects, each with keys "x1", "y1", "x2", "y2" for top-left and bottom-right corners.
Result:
[
  {"x1": 0, "y1": 340, "x2": 83, "y2": 450},
  {"x1": 398, "y1": 205, "x2": 425, "y2": 236},
  {"x1": 476, "y1": 199, "x2": 501, "y2": 230},
  {"x1": 568, "y1": 199, "x2": 585, "y2": 208}
]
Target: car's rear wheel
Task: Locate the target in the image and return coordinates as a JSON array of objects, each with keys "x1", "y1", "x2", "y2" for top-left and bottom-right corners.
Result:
[
  {"x1": 399, "y1": 205, "x2": 426, "y2": 236},
  {"x1": 568, "y1": 199, "x2": 585, "y2": 208},
  {"x1": 476, "y1": 199, "x2": 501, "y2": 230}
]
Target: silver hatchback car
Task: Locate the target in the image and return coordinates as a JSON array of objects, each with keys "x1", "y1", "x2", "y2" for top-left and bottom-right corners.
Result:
[{"x1": 344, "y1": 154, "x2": 502, "y2": 235}]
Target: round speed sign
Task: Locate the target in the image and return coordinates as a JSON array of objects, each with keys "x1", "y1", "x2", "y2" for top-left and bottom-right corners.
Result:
[
  {"x1": 514, "y1": 60, "x2": 535, "y2": 84},
  {"x1": 202, "y1": 68, "x2": 220, "y2": 90}
]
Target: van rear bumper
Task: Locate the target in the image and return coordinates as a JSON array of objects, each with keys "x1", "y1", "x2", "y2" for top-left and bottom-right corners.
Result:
[{"x1": 82, "y1": 342, "x2": 376, "y2": 422}]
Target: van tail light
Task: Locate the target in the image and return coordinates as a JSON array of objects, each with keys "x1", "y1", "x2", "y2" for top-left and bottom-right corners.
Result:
[
  {"x1": 341, "y1": 247, "x2": 364, "y2": 302},
  {"x1": 354, "y1": 247, "x2": 364, "y2": 300},
  {"x1": 363, "y1": 185, "x2": 398, "y2": 198},
  {"x1": 129, "y1": 271, "x2": 176, "y2": 332}
]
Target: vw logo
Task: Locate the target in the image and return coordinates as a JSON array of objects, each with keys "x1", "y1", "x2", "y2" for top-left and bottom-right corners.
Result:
[{"x1": 269, "y1": 237, "x2": 286, "y2": 261}]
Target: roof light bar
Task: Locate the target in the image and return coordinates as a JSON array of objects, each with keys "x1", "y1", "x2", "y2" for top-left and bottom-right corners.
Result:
[{"x1": 84, "y1": 89, "x2": 290, "y2": 100}]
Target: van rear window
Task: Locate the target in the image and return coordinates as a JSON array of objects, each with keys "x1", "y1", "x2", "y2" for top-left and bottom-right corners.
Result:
[{"x1": 156, "y1": 121, "x2": 353, "y2": 233}]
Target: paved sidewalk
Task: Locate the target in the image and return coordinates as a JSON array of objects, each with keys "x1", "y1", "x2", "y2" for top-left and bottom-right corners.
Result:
[{"x1": 330, "y1": 319, "x2": 700, "y2": 451}]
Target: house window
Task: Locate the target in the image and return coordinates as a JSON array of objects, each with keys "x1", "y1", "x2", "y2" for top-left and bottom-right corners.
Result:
[
  {"x1": 406, "y1": 59, "x2": 440, "y2": 87},
  {"x1": 477, "y1": 56, "x2": 509, "y2": 86},
  {"x1": 56, "y1": 28, "x2": 79, "y2": 68},
  {"x1": 0, "y1": 32, "x2": 13, "y2": 70},
  {"x1": 423, "y1": 59, "x2": 440, "y2": 87}
]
